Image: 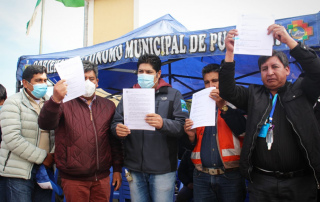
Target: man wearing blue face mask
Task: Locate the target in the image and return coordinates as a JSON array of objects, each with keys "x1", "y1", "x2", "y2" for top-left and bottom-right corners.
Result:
[
  {"x1": 0, "y1": 65, "x2": 54, "y2": 202},
  {"x1": 111, "y1": 54, "x2": 189, "y2": 202}
]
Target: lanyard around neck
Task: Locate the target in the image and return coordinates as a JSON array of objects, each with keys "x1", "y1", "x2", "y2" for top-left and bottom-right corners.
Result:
[{"x1": 268, "y1": 93, "x2": 278, "y2": 124}]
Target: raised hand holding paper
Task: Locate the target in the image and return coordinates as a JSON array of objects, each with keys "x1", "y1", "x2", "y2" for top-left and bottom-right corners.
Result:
[
  {"x1": 54, "y1": 56, "x2": 85, "y2": 102},
  {"x1": 234, "y1": 14, "x2": 275, "y2": 56}
]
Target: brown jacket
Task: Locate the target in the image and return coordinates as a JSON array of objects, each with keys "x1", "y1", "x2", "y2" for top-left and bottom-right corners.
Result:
[{"x1": 39, "y1": 96, "x2": 123, "y2": 181}]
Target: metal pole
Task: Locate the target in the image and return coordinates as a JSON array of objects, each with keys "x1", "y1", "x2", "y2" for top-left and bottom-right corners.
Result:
[
  {"x1": 168, "y1": 63, "x2": 172, "y2": 85},
  {"x1": 39, "y1": 0, "x2": 45, "y2": 54},
  {"x1": 83, "y1": 1, "x2": 89, "y2": 47}
]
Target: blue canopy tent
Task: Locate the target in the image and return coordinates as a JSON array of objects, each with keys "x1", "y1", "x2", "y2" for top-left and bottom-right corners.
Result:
[{"x1": 16, "y1": 12, "x2": 320, "y2": 98}]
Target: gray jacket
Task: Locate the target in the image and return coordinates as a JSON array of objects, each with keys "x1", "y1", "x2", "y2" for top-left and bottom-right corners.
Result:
[{"x1": 0, "y1": 91, "x2": 53, "y2": 180}]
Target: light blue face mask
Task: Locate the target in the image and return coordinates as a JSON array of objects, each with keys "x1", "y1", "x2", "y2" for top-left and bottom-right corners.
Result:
[
  {"x1": 0, "y1": 105, "x2": 2, "y2": 111},
  {"x1": 30, "y1": 83, "x2": 48, "y2": 99},
  {"x1": 138, "y1": 74, "x2": 157, "y2": 88}
]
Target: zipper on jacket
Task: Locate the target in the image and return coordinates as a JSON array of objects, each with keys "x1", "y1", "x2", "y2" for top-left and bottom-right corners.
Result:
[
  {"x1": 278, "y1": 95, "x2": 320, "y2": 189},
  {"x1": 90, "y1": 108, "x2": 100, "y2": 172},
  {"x1": 248, "y1": 98, "x2": 271, "y2": 182},
  {"x1": 3, "y1": 151, "x2": 11, "y2": 171}
]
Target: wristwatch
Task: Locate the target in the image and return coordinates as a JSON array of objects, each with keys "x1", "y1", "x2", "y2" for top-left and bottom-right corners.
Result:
[{"x1": 221, "y1": 105, "x2": 228, "y2": 112}]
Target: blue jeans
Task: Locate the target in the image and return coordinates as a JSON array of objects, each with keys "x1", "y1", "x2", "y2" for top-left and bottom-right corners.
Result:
[
  {"x1": 129, "y1": 170, "x2": 176, "y2": 202},
  {"x1": 6, "y1": 165, "x2": 52, "y2": 202},
  {"x1": 193, "y1": 169, "x2": 246, "y2": 202},
  {"x1": 0, "y1": 176, "x2": 7, "y2": 202}
]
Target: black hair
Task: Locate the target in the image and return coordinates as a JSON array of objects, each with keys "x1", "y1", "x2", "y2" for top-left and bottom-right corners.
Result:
[
  {"x1": 258, "y1": 50, "x2": 289, "y2": 70},
  {"x1": 202, "y1": 63, "x2": 220, "y2": 78},
  {"x1": 0, "y1": 84, "x2": 6, "y2": 101},
  {"x1": 22, "y1": 65, "x2": 47, "y2": 82},
  {"x1": 137, "y1": 54, "x2": 161, "y2": 72},
  {"x1": 82, "y1": 60, "x2": 98, "y2": 78}
]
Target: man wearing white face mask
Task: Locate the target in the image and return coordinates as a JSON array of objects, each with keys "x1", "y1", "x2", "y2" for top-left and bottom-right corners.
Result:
[
  {"x1": 112, "y1": 54, "x2": 189, "y2": 202},
  {"x1": 39, "y1": 60, "x2": 123, "y2": 202},
  {"x1": 0, "y1": 65, "x2": 54, "y2": 202}
]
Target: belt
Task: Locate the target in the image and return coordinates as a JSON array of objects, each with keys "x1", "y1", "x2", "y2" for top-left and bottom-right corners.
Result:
[
  {"x1": 201, "y1": 167, "x2": 239, "y2": 176},
  {"x1": 253, "y1": 167, "x2": 307, "y2": 178}
]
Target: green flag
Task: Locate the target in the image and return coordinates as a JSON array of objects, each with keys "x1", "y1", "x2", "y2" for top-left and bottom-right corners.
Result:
[
  {"x1": 26, "y1": 0, "x2": 42, "y2": 35},
  {"x1": 56, "y1": 0, "x2": 84, "y2": 7}
]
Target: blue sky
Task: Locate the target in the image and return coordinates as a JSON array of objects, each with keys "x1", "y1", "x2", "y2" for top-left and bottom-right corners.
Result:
[{"x1": 0, "y1": 0, "x2": 83, "y2": 96}]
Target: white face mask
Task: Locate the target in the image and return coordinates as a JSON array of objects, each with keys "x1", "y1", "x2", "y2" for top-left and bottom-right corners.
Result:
[{"x1": 83, "y1": 79, "x2": 96, "y2": 97}]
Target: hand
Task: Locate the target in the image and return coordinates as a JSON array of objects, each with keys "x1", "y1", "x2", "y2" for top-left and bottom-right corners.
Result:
[
  {"x1": 267, "y1": 24, "x2": 298, "y2": 49},
  {"x1": 145, "y1": 113, "x2": 163, "y2": 129},
  {"x1": 209, "y1": 89, "x2": 226, "y2": 110},
  {"x1": 225, "y1": 29, "x2": 238, "y2": 62},
  {"x1": 112, "y1": 172, "x2": 122, "y2": 191},
  {"x1": 42, "y1": 153, "x2": 54, "y2": 168},
  {"x1": 184, "y1": 119, "x2": 196, "y2": 143},
  {"x1": 116, "y1": 123, "x2": 131, "y2": 138},
  {"x1": 52, "y1": 79, "x2": 67, "y2": 103},
  {"x1": 187, "y1": 183, "x2": 193, "y2": 190}
]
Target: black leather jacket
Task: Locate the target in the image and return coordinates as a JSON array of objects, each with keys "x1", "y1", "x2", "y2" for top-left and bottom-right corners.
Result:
[{"x1": 219, "y1": 43, "x2": 320, "y2": 186}]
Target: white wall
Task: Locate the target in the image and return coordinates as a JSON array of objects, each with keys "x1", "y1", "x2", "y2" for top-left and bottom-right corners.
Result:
[{"x1": 136, "y1": 0, "x2": 320, "y2": 30}]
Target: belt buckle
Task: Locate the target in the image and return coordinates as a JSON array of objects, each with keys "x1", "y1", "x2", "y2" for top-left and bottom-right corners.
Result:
[
  {"x1": 275, "y1": 171, "x2": 294, "y2": 178},
  {"x1": 208, "y1": 168, "x2": 224, "y2": 175},
  {"x1": 208, "y1": 169, "x2": 216, "y2": 175}
]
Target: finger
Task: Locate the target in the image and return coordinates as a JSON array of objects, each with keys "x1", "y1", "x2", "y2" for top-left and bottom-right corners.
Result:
[
  {"x1": 209, "y1": 95, "x2": 219, "y2": 102},
  {"x1": 267, "y1": 24, "x2": 279, "y2": 34},
  {"x1": 116, "y1": 126, "x2": 130, "y2": 132},
  {"x1": 145, "y1": 118, "x2": 154, "y2": 123},
  {"x1": 117, "y1": 133, "x2": 129, "y2": 137},
  {"x1": 115, "y1": 179, "x2": 121, "y2": 190},
  {"x1": 186, "y1": 119, "x2": 194, "y2": 125},
  {"x1": 211, "y1": 88, "x2": 219, "y2": 92},
  {"x1": 210, "y1": 92, "x2": 220, "y2": 98},
  {"x1": 146, "y1": 113, "x2": 156, "y2": 117},
  {"x1": 117, "y1": 124, "x2": 130, "y2": 130},
  {"x1": 273, "y1": 31, "x2": 281, "y2": 41},
  {"x1": 56, "y1": 79, "x2": 66, "y2": 85},
  {"x1": 118, "y1": 126, "x2": 130, "y2": 131},
  {"x1": 117, "y1": 130, "x2": 130, "y2": 135}
]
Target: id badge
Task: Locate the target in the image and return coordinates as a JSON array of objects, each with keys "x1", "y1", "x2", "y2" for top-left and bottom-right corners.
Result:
[{"x1": 258, "y1": 123, "x2": 270, "y2": 138}]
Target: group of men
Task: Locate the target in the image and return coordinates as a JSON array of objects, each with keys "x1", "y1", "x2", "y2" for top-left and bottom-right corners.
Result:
[{"x1": 0, "y1": 23, "x2": 320, "y2": 202}]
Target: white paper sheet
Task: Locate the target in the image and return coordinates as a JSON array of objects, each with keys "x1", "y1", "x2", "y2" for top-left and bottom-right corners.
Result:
[
  {"x1": 190, "y1": 87, "x2": 216, "y2": 129},
  {"x1": 234, "y1": 14, "x2": 275, "y2": 56},
  {"x1": 123, "y1": 88, "x2": 155, "y2": 131},
  {"x1": 54, "y1": 56, "x2": 85, "y2": 102}
]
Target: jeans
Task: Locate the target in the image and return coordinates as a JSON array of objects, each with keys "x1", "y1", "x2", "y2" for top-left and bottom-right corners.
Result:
[
  {"x1": 6, "y1": 165, "x2": 52, "y2": 202},
  {"x1": 193, "y1": 169, "x2": 246, "y2": 202},
  {"x1": 129, "y1": 170, "x2": 176, "y2": 202},
  {"x1": 0, "y1": 176, "x2": 7, "y2": 202}
]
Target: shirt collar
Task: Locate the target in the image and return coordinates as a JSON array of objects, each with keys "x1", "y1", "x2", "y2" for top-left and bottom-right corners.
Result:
[
  {"x1": 79, "y1": 95, "x2": 97, "y2": 106},
  {"x1": 24, "y1": 89, "x2": 44, "y2": 105}
]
